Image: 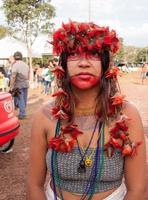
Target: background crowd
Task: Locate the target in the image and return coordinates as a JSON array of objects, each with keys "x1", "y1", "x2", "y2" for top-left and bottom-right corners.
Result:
[
  {"x1": 33, "y1": 57, "x2": 58, "y2": 95},
  {"x1": 0, "y1": 52, "x2": 58, "y2": 121},
  {"x1": 0, "y1": 55, "x2": 58, "y2": 95}
]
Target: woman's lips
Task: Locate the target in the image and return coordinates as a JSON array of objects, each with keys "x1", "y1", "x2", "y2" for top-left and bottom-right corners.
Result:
[
  {"x1": 70, "y1": 73, "x2": 100, "y2": 90},
  {"x1": 75, "y1": 73, "x2": 94, "y2": 80}
]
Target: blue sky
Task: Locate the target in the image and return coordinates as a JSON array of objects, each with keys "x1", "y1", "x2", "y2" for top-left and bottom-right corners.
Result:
[{"x1": 0, "y1": 0, "x2": 148, "y2": 47}]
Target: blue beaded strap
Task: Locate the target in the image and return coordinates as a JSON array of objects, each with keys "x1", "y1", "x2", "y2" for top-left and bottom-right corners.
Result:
[
  {"x1": 88, "y1": 123, "x2": 105, "y2": 200},
  {"x1": 51, "y1": 119, "x2": 64, "y2": 200},
  {"x1": 81, "y1": 140, "x2": 101, "y2": 199},
  {"x1": 51, "y1": 150, "x2": 58, "y2": 200},
  {"x1": 80, "y1": 122, "x2": 104, "y2": 200},
  {"x1": 51, "y1": 120, "x2": 105, "y2": 200}
]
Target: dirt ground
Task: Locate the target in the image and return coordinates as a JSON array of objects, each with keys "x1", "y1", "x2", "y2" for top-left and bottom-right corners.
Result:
[{"x1": 0, "y1": 71, "x2": 148, "y2": 200}]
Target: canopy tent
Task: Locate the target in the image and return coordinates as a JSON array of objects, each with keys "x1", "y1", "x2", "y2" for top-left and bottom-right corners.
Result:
[
  {"x1": 32, "y1": 34, "x2": 53, "y2": 56},
  {"x1": 0, "y1": 36, "x2": 42, "y2": 59}
]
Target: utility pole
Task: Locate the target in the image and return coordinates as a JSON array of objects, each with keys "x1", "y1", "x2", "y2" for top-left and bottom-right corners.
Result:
[{"x1": 88, "y1": 0, "x2": 91, "y2": 21}]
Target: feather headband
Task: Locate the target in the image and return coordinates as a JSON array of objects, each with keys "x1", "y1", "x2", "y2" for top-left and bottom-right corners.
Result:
[{"x1": 51, "y1": 20, "x2": 120, "y2": 55}]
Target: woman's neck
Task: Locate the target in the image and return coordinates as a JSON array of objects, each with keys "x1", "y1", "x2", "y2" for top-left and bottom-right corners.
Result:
[{"x1": 72, "y1": 85, "x2": 99, "y2": 109}]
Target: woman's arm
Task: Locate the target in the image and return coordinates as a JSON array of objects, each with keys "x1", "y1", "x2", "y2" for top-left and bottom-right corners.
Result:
[
  {"x1": 123, "y1": 103, "x2": 146, "y2": 200},
  {"x1": 27, "y1": 110, "x2": 49, "y2": 200}
]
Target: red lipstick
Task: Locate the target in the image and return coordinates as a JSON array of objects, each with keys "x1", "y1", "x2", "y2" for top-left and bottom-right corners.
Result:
[
  {"x1": 70, "y1": 73, "x2": 100, "y2": 90},
  {"x1": 75, "y1": 72, "x2": 94, "y2": 80}
]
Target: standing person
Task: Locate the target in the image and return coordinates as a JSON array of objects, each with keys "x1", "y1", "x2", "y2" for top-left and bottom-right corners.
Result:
[
  {"x1": 27, "y1": 21, "x2": 146, "y2": 200},
  {"x1": 0, "y1": 66, "x2": 7, "y2": 91},
  {"x1": 8, "y1": 56, "x2": 15, "y2": 83},
  {"x1": 8, "y1": 55, "x2": 19, "y2": 107},
  {"x1": 42, "y1": 64, "x2": 52, "y2": 95},
  {"x1": 141, "y1": 63, "x2": 148, "y2": 84},
  {"x1": 49, "y1": 58, "x2": 58, "y2": 95},
  {"x1": 0, "y1": 71, "x2": 5, "y2": 91},
  {"x1": 8, "y1": 55, "x2": 15, "y2": 72},
  {"x1": 52, "y1": 57, "x2": 59, "y2": 67},
  {"x1": 10, "y1": 51, "x2": 29, "y2": 119},
  {"x1": 36, "y1": 64, "x2": 44, "y2": 91}
]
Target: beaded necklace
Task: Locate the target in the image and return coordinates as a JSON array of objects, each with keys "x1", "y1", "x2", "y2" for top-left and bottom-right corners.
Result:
[
  {"x1": 87, "y1": 124, "x2": 105, "y2": 200},
  {"x1": 80, "y1": 123, "x2": 104, "y2": 200},
  {"x1": 51, "y1": 119, "x2": 105, "y2": 200},
  {"x1": 51, "y1": 119, "x2": 63, "y2": 200},
  {"x1": 76, "y1": 119, "x2": 99, "y2": 173}
]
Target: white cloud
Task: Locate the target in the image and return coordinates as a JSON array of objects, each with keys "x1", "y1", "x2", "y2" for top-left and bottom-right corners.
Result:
[
  {"x1": 51, "y1": 0, "x2": 148, "y2": 47},
  {"x1": 121, "y1": 23, "x2": 148, "y2": 47}
]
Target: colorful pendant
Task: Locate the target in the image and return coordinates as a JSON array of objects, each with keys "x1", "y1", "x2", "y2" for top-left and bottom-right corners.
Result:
[
  {"x1": 77, "y1": 160, "x2": 86, "y2": 173},
  {"x1": 85, "y1": 158, "x2": 93, "y2": 167}
]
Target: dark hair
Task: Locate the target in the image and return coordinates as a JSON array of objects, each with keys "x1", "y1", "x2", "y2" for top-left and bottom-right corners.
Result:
[
  {"x1": 43, "y1": 64, "x2": 48, "y2": 68},
  {"x1": 13, "y1": 51, "x2": 23, "y2": 60},
  {"x1": 53, "y1": 57, "x2": 59, "y2": 62},
  {"x1": 56, "y1": 51, "x2": 119, "y2": 123},
  {"x1": 0, "y1": 66, "x2": 7, "y2": 77}
]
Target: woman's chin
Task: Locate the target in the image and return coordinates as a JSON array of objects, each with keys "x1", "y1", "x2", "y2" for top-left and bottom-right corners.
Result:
[{"x1": 70, "y1": 76, "x2": 100, "y2": 90}]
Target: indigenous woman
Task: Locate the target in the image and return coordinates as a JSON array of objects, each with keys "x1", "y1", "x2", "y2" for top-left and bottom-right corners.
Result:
[{"x1": 27, "y1": 21, "x2": 146, "y2": 200}]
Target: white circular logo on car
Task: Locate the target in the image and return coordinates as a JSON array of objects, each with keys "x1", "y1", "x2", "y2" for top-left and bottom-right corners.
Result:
[{"x1": 4, "y1": 100, "x2": 13, "y2": 113}]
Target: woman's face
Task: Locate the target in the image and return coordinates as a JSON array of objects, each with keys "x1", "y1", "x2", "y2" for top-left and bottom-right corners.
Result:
[{"x1": 67, "y1": 52, "x2": 102, "y2": 90}]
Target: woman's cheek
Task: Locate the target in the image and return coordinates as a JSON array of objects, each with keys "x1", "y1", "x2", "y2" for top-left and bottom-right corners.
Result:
[{"x1": 70, "y1": 75, "x2": 100, "y2": 89}]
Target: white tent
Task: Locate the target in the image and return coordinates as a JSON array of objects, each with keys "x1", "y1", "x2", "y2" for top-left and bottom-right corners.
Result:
[
  {"x1": 0, "y1": 36, "x2": 42, "y2": 59},
  {"x1": 32, "y1": 34, "x2": 53, "y2": 55}
]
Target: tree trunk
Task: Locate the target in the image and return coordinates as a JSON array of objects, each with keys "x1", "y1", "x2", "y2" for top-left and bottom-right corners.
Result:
[{"x1": 27, "y1": 46, "x2": 34, "y2": 83}]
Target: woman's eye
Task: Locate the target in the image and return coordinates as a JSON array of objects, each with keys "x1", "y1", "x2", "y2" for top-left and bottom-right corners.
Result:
[
  {"x1": 69, "y1": 52, "x2": 79, "y2": 57},
  {"x1": 68, "y1": 52, "x2": 80, "y2": 60},
  {"x1": 92, "y1": 52, "x2": 98, "y2": 57}
]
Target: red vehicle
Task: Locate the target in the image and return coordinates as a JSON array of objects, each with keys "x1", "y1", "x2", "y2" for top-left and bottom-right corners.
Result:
[{"x1": 0, "y1": 92, "x2": 20, "y2": 153}]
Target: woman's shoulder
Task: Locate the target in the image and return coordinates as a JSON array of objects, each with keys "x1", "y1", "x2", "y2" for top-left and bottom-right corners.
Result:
[
  {"x1": 42, "y1": 100, "x2": 55, "y2": 119},
  {"x1": 33, "y1": 100, "x2": 55, "y2": 122},
  {"x1": 122, "y1": 101, "x2": 141, "y2": 119},
  {"x1": 122, "y1": 101, "x2": 144, "y2": 140},
  {"x1": 31, "y1": 100, "x2": 57, "y2": 140}
]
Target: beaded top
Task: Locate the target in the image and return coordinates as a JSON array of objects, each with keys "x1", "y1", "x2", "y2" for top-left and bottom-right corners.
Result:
[{"x1": 46, "y1": 148, "x2": 124, "y2": 193}]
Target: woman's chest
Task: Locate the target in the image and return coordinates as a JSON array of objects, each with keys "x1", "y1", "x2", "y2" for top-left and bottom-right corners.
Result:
[
  {"x1": 46, "y1": 119, "x2": 111, "y2": 148},
  {"x1": 46, "y1": 148, "x2": 124, "y2": 182}
]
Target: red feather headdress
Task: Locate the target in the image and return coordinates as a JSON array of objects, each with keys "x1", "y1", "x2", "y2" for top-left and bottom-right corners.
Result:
[{"x1": 50, "y1": 20, "x2": 120, "y2": 55}]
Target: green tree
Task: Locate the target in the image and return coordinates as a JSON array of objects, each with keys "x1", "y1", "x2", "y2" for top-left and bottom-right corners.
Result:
[
  {"x1": 115, "y1": 38, "x2": 124, "y2": 63},
  {"x1": 136, "y1": 47, "x2": 148, "y2": 63},
  {"x1": 124, "y1": 46, "x2": 141, "y2": 64},
  {"x1": 2, "y1": 0, "x2": 55, "y2": 80}
]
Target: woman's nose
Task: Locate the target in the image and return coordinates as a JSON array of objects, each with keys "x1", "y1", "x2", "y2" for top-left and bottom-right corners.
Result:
[{"x1": 77, "y1": 58, "x2": 90, "y2": 68}]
